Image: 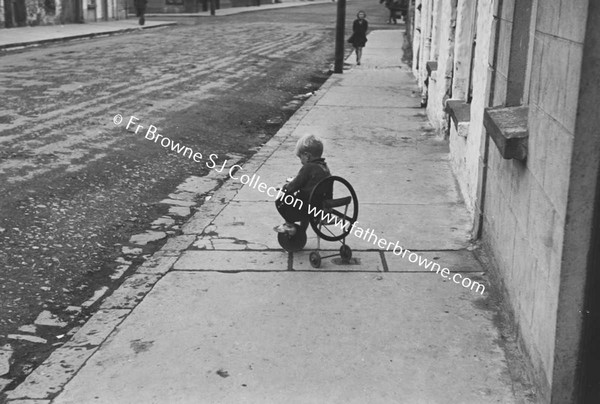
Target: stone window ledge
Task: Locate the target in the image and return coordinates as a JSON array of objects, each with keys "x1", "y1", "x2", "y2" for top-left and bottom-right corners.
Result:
[
  {"x1": 445, "y1": 99, "x2": 471, "y2": 137},
  {"x1": 426, "y1": 61, "x2": 438, "y2": 76},
  {"x1": 484, "y1": 106, "x2": 529, "y2": 161}
]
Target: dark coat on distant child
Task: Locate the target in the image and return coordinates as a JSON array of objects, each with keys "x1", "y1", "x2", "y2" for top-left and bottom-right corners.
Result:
[
  {"x1": 348, "y1": 19, "x2": 368, "y2": 48},
  {"x1": 134, "y1": 0, "x2": 147, "y2": 15}
]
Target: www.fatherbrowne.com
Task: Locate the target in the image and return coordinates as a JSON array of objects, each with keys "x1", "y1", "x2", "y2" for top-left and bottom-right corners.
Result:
[{"x1": 119, "y1": 115, "x2": 485, "y2": 295}]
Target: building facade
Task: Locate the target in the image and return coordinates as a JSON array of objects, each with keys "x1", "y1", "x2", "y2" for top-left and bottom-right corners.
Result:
[
  {"x1": 1, "y1": 0, "x2": 127, "y2": 26},
  {"x1": 145, "y1": 0, "x2": 270, "y2": 14},
  {"x1": 410, "y1": 0, "x2": 600, "y2": 402},
  {"x1": 1, "y1": 0, "x2": 273, "y2": 27}
]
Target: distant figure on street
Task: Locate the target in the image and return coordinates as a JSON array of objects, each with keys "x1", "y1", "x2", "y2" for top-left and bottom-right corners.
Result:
[
  {"x1": 381, "y1": 0, "x2": 397, "y2": 24},
  {"x1": 134, "y1": 0, "x2": 147, "y2": 26},
  {"x1": 347, "y1": 10, "x2": 368, "y2": 65},
  {"x1": 273, "y1": 134, "x2": 331, "y2": 236}
]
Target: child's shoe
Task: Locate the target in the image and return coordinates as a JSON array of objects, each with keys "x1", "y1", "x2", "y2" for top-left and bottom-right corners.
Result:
[{"x1": 273, "y1": 223, "x2": 297, "y2": 235}]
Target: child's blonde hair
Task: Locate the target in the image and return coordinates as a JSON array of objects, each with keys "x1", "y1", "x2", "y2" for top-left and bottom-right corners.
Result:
[{"x1": 294, "y1": 134, "x2": 324, "y2": 158}]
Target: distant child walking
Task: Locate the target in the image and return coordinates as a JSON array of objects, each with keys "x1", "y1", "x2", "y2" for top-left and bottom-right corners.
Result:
[
  {"x1": 134, "y1": 0, "x2": 147, "y2": 25},
  {"x1": 347, "y1": 11, "x2": 368, "y2": 65}
]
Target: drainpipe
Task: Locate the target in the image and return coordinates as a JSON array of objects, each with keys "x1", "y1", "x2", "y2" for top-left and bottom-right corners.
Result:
[{"x1": 420, "y1": 0, "x2": 433, "y2": 106}]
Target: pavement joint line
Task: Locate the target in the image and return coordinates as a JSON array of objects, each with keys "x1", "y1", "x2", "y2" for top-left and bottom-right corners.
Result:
[
  {"x1": 383, "y1": 248, "x2": 475, "y2": 252},
  {"x1": 171, "y1": 269, "x2": 396, "y2": 274},
  {"x1": 170, "y1": 269, "x2": 486, "y2": 274},
  {"x1": 173, "y1": 248, "x2": 476, "y2": 252},
  {"x1": 380, "y1": 250, "x2": 389, "y2": 272}
]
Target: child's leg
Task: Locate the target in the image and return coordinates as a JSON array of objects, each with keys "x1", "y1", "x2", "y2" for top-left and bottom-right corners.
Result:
[
  {"x1": 276, "y1": 202, "x2": 304, "y2": 224},
  {"x1": 275, "y1": 190, "x2": 307, "y2": 224}
]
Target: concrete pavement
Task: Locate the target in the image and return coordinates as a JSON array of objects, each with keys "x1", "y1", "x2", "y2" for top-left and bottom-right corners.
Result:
[{"x1": 3, "y1": 30, "x2": 529, "y2": 403}]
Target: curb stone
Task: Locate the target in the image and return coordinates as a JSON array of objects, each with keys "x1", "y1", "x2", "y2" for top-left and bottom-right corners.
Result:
[
  {"x1": 4, "y1": 310, "x2": 130, "y2": 401},
  {"x1": 0, "y1": 23, "x2": 176, "y2": 52}
]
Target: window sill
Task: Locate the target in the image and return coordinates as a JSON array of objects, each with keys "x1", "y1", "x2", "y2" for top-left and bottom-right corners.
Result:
[
  {"x1": 426, "y1": 61, "x2": 438, "y2": 76},
  {"x1": 445, "y1": 99, "x2": 471, "y2": 137},
  {"x1": 483, "y1": 106, "x2": 529, "y2": 161}
]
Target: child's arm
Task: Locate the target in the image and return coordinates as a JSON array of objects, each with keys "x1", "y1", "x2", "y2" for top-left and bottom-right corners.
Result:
[{"x1": 284, "y1": 166, "x2": 310, "y2": 194}]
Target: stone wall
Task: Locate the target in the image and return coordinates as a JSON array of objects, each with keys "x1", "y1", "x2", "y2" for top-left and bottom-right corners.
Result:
[
  {"x1": 455, "y1": 0, "x2": 495, "y2": 218},
  {"x1": 425, "y1": 0, "x2": 456, "y2": 135},
  {"x1": 481, "y1": 0, "x2": 587, "y2": 398},
  {"x1": 409, "y1": 0, "x2": 593, "y2": 399}
]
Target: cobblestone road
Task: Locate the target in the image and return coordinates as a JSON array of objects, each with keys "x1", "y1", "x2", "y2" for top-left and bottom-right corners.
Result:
[{"x1": 1, "y1": 22, "x2": 328, "y2": 181}]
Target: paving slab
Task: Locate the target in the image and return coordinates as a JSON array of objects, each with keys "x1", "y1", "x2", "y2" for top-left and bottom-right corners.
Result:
[
  {"x1": 4, "y1": 309, "x2": 129, "y2": 400},
  {"x1": 355, "y1": 53, "x2": 405, "y2": 69},
  {"x1": 136, "y1": 251, "x2": 179, "y2": 275},
  {"x1": 65, "y1": 309, "x2": 131, "y2": 347},
  {"x1": 347, "y1": 203, "x2": 472, "y2": 250},
  {"x1": 181, "y1": 181, "x2": 243, "y2": 235},
  {"x1": 200, "y1": 196, "x2": 470, "y2": 251},
  {"x1": 160, "y1": 234, "x2": 196, "y2": 252},
  {"x1": 384, "y1": 250, "x2": 484, "y2": 273},
  {"x1": 50, "y1": 271, "x2": 515, "y2": 404},
  {"x1": 4, "y1": 347, "x2": 95, "y2": 400},
  {"x1": 175, "y1": 175, "x2": 221, "y2": 195},
  {"x1": 341, "y1": 163, "x2": 462, "y2": 205},
  {"x1": 174, "y1": 250, "x2": 288, "y2": 271},
  {"x1": 316, "y1": 86, "x2": 419, "y2": 107},
  {"x1": 363, "y1": 30, "x2": 405, "y2": 49},
  {"x1": 253, "y1": 140, "x2": 461, "y2": 206},
  {"x1": 99, "y1": 274, "x2": 162, "y2": 309},
  {"x1": 336, "y1": 67, "x2": 417, "y2": 87},
  {"x1": 299, "y1": 104, "x2": 429, "y2": 127},
  {"x1": 204, "y1": 201, "x2": 282, "y2": 250}
]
